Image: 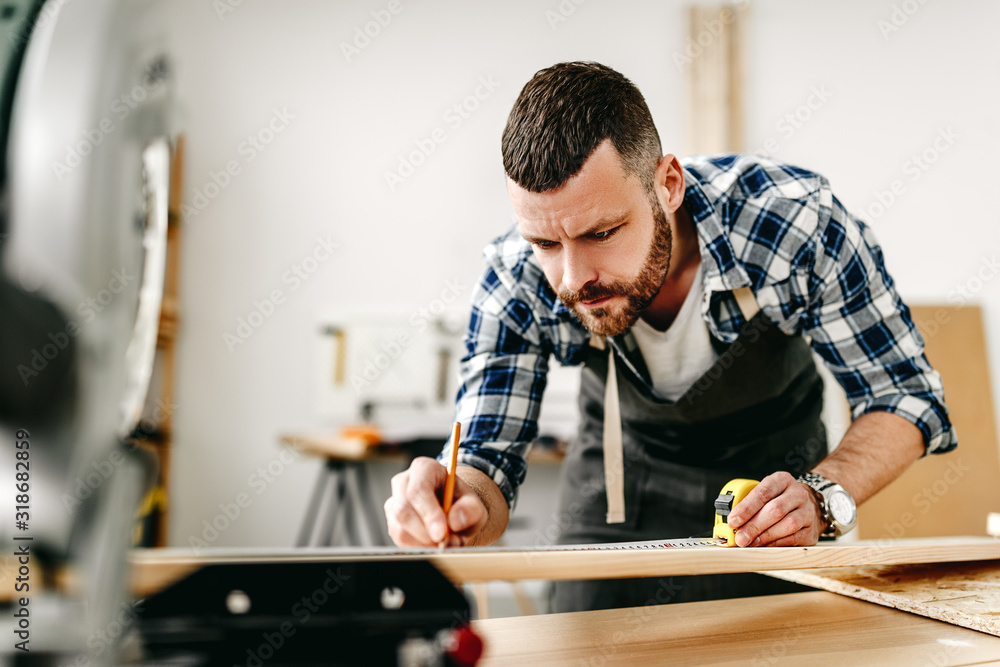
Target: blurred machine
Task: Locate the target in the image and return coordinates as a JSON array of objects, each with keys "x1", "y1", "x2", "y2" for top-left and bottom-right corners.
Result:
[
  {"x1": 0, "y1": 3, "x2": 484, "y2": 665},
  {"x1": 0, "y1": 0, "x2": 174, "y2": 662}
]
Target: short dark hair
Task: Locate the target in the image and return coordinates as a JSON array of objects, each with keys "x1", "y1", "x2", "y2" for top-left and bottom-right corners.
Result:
[{"x1": 501, "y1": 61, "x2": 662, "y2": 193}]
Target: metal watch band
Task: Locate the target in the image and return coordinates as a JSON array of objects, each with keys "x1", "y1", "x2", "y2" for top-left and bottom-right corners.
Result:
[
  {"x1": 798, "y1": 471, "x2": 835, "y2": 493},
  {"x1": 796, "y1": 472, "x2": 840, "y2": 538}
]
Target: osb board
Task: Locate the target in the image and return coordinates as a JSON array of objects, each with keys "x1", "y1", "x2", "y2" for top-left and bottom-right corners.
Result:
[
  {"x1": 858, "y1": 305, "x2": 1000, "y2": 540},
  {"x1": 128, "y1": 536, "x2": 1000, "y2": 597},
  {"x1": 474, "y1": 591, "x2": 1000, "y2": 667},
  {"x1": 765, "y1": 560, "x2": 1000, "y2": 638}
]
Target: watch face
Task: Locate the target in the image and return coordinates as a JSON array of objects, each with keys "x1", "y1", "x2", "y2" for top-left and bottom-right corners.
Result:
[{"x1": 829, "y1": 490, "x2": 856, "y2": 524}]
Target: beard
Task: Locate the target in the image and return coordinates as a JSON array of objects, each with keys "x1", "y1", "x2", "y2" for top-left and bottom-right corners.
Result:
[{"x1": 558, "y1": 195, "x2": 673, "y2": 337}]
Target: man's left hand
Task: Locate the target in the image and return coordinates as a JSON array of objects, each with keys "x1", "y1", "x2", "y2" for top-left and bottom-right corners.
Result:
[{"x1": 726, "y1": 471, "x2": 826, "y2": 547}]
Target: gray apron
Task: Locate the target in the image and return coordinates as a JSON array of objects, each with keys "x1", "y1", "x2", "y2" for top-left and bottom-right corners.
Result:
[{"x1": 549, "y1": 308, "x2": 827, "y2": 613}]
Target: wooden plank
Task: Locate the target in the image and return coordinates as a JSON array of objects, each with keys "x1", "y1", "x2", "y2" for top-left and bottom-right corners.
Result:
[
  {"x1": 128, "y1": 537, "x2": 1000, "y2": 597},
  {"x1": 765, "y1": 560, "x2": 1000, "y2": 637},
  {"x1": 858, "y1": 305, "x2": 1000, "y2": 540},
  {"x1": 687, "y1": 4, "x2": 747, "y2": 154},
  {"x1": 473, "y1": 591, "x2": 1000, "y2": 666}
]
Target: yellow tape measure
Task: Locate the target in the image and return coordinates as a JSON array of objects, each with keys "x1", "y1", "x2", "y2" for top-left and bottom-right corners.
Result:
[{"x1": 712, "y1": 478, "x2": 760, "y2": 546}]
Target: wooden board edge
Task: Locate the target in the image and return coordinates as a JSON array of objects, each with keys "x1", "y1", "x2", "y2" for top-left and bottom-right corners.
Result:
[{"x1": 129, "y1": 538, "x2": 1000, "y2": 597}]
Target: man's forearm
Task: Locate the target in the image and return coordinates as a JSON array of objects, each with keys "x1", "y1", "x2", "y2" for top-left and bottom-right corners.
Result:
[
  {"x1": 728, "y1": 409, "x2": 927, "y2": 546},
  {"x1": 456, "y1": 465, "x2": 510, "y2": 546},
  {"x1": 812, "y1": 410, "x2": 925, "y2": 504}
]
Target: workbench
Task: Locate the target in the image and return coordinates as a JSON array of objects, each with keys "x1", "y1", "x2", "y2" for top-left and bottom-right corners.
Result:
[
  {"x1": 126, "y1": 537, "x2": 1000, "y2": 665},
  {"x1": 472, "y1": 590, "x2": 1000, "y2": 666}
]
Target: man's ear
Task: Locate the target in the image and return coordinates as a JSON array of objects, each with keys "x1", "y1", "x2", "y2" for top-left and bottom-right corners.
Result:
[{"x1": 654, "y1": 154, "x2": 686, "y2": 213}]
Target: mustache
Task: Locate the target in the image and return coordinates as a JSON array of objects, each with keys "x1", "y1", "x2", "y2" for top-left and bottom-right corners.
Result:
[{"x1": 558, "y1": 282, "x2": 626, "y2": 307}]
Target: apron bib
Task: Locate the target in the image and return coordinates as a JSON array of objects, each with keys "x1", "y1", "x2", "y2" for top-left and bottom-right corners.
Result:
[{"x1": 549, "y1": 302, "x2": 827, "y2": 612}]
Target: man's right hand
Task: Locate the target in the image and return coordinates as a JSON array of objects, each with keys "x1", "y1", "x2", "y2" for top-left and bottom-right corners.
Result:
[{"x1": 385, "y1": 457, "x2": 503, "y2": 548}]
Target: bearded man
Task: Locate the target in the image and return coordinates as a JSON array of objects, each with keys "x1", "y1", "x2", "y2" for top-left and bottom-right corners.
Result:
[{"x1": 383, "y1": 61, "x2": 956, "y2": 612}]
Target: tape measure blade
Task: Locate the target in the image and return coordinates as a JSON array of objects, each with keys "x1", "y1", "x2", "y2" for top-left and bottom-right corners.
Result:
[
  {"x1": 318, "y1": 537, "x2": 728, "y2": 556},
  {"x1": 550, "y1": 537, "x2": 728, "y2": 551}
]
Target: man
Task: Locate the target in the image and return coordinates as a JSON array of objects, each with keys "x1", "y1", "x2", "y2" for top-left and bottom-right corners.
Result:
[{"x1": 383, "y1": 62, "x2": 955, "y2": 611}]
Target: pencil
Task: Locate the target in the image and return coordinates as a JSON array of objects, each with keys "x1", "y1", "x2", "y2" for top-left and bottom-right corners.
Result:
[{"x1": 439, "y1": 421, "x2": 461, "y2": 550}]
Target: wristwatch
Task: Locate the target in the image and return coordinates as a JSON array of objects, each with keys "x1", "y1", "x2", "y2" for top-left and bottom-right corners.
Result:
[{"x1": 797, "y1": 472, "x2": 858, "y2": 538}]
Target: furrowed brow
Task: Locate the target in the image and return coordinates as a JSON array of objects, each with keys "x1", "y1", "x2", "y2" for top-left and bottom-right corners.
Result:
[
  {"x1": 521, "y1": 212, "x2": 630, "y2": 245},
  {"x1": 521, "y1": 231, "x2": 552, "y2": 245},
  {"x1": 572, "y1": 212, "x2": 630, "y2": 240}
]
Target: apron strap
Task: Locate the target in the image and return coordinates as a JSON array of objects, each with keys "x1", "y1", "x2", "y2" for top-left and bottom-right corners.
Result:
[
  {"x1": 591, "y1": 284, "x2": 759, "y2": 525},
  {"x1": 591, "y1": 333, "x2": 626, "y2": 524},
  {"x1": 732, "y1": 286, "x2": 760, "y2": 322}
]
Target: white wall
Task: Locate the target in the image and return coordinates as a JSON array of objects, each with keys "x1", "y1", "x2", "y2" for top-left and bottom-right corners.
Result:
[{"x1": 164, "y1": 0, "x2": 1000, "y2": 549}]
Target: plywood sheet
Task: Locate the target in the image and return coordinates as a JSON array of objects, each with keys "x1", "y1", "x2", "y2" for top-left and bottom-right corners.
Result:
[
  {"x1": 858, "y1": 305, "x2": 1000, "y2": 540},
  {"x1": 765, "y1": 560, "x2": 1000, "y2": 637}
]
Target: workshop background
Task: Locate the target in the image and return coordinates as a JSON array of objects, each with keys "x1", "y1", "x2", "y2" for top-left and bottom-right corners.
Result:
[{"x1": 161, "y1": 0, "x2": 999, "y2": 582}]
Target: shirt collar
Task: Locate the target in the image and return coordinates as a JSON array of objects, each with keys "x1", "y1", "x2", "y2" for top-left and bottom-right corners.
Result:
[{"x1": 681, "y1": 165, "x2": 752, "y2": 294}]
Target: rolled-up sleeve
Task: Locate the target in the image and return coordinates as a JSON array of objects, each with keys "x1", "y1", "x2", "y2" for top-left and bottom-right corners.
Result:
[
  {"x1": 802, "y1": 194, "x2": 956, "y2": 454},
  {"x1": 438, "y1": 261, "x2": 552, "y2": 509}
]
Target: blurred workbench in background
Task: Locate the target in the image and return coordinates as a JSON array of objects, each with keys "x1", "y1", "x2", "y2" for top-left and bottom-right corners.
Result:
[{"x1": 279, "y1": 432, "x2": 566, "y2": 547}]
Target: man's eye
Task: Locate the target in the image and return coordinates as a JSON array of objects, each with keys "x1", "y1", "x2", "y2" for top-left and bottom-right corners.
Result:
[
  {"x1": 593, "y1": 227, "x2": 619, "y2": 240},
  {"x1": 534, "y1": 240, "x2": 558, "y2": 250}
]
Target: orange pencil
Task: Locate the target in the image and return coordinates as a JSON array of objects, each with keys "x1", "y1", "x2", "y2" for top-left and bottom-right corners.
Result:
[{"x1": 439, "y1": 421, "x2": 461, "y2": 549}]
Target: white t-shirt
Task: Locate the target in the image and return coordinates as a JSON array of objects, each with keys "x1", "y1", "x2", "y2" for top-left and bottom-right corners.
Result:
[{"x1": 631, "y1": 263, "x2": 719, "y2": 401}]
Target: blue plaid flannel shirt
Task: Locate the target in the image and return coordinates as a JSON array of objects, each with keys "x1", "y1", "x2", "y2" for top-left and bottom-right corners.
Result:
[{"x1": 444, "y1": 153, "x2": 956, "y2": 509}]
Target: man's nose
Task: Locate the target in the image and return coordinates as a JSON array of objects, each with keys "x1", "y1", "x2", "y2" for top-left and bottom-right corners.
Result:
[{"x1": 561, "y1": 246, "x2": 599, "y2": 293}]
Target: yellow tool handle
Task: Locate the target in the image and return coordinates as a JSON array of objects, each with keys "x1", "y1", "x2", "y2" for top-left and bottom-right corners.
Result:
[{"x1": 713, "y1": 478, "x2": 759, "y2": 547}]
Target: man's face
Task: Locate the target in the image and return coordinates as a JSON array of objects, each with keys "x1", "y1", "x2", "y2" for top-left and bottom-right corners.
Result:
[{"x1": 508, "y1": 140, "x2": 672, "y2": 337}]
